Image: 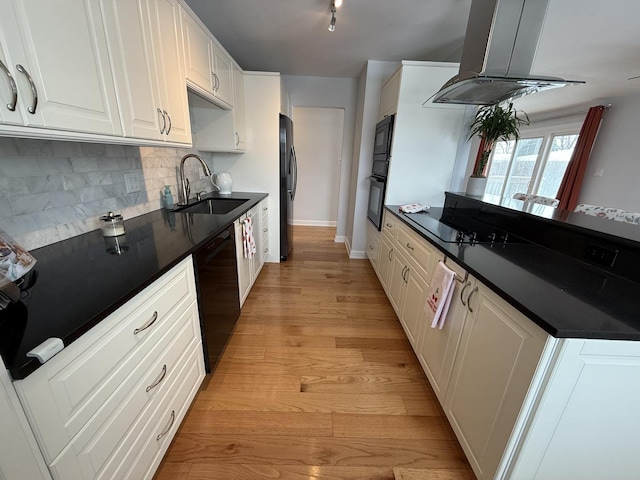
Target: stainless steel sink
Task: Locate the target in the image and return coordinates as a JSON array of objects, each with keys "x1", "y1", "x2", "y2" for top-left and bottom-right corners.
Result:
[{"x1": 174, "y1": 198, "x2": 248, "y2": 215}]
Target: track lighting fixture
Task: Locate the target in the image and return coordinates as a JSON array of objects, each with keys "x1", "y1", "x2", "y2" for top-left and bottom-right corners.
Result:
[{"x1": 328, "y1": 1, "x2": 337, "y2": 32}]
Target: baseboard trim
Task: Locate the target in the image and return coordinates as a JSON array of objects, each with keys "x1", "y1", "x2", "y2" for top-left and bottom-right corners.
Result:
[
  {"x1": 349, "y1": 250, "x2": 366, "y2": 259},
  {"x1": 292, "y1": 220, "x2": 337, "y2": 227},
  {"x1": 334, "y1": 235, "x2": 346, "y2": 243}
]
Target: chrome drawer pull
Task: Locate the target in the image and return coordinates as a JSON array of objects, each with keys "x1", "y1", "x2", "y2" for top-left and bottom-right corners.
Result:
[
  {"x1": 460, "y1": 282, "x2": 471, "y2": 306},
  {"x1": 156, "y1": 410, "x2": 175, "y2": 441},
  {"x1": 157, "y1": 108, "x2": 165, "y2": 134},
  {"x1": 133, "y1": 311, "x2": 158, "y2": 335},
  {"x1": 235, "y1": 132, "x2": 240, "y2": 146},
  {"x1": 386, "y1": 222, "x2": 392, "y2": 228},
  {"x1": 406, "y1": 242, "x2": 414, "y2": 251},
  {"x1": 164, "y1": 109, "x2": 171, "y2": 134},
  {"x1": 16, "y1": 64, "x2": 37, "y2": 114},
  {"x1": 467, "y1": 286, "x2": 479, "y2": 313},
  {"x1": 0, "y1": 60, "x2": 17, "y2": 111},
  {"x1": 388, "y1": 248, "x2": 393, "y2": 261},
  {"x1": 145, "y1": 364, "x2": 167, "y2": 392}
]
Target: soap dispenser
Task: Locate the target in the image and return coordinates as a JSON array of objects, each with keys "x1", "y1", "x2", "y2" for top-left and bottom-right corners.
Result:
[{"x1": 164, "y1": 186, "x2": 174, "y2": 209}]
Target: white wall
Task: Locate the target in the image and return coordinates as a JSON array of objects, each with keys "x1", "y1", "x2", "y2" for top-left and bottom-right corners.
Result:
[
  {"x1": 576, "y1": 92, "x2": 640, "y2": 212},
  {"x1": 281, "y1": 75, "x2": 357, "y2": 241},
  {"x1": 345, "y1": 61, "x2": 398, "y2": 258},
  {"x1": 292, "y1": 107, "x2": 344, "y2": 226},
  {"x1": 208, "y1": 72, "x2": 281, "y2": 262}
]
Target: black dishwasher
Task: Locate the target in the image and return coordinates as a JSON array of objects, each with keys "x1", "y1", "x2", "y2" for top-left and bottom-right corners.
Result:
[{"x1": 193, "y1": 224, "x2": 240, "y2": 373}]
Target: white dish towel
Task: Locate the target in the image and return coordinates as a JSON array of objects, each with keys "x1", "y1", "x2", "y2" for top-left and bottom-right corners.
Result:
[
  {"x1": 242, "y1": 217, "x2": 256, "y2": 259},
  {"x1": 424, "y1": 261, "x2": 457, "y2": 329}
]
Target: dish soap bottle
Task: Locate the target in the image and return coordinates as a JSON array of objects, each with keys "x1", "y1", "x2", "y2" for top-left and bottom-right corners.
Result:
[{"x1": 163, "y1": 186, "x2": 174, "y2": 209}]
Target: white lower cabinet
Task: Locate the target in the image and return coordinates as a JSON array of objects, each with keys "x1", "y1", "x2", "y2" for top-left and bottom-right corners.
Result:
[
  {"x1": 14, "y1": 257, "x2": 205, "y2": 480},
  {"x1": 443, "y1": 283, "x2": 549, "y2": 480},
  {"x1": 377, "y1": 235, "x2": 394, "y2": 291},
  {"x1": 365, "y1": 221, "x2": 380, "y2": 271},
  {"x1": 235, "y1": 200, "x2": 268, "y2": 307},
  {"x1": 416, "y1": 263, "x2": 471, "y2": 403}
]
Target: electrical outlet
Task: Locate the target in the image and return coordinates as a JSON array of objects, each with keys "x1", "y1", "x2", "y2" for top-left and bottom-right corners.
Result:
[
  {"x1": 584, "y1": 243, "x2": 618, "y2": 268},
  {"x1": 124, "y1": 173, "x2": 140, "y2": 193}
]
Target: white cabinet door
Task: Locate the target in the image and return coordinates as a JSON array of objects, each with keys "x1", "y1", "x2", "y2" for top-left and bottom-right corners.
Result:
[
  {"x1": 365, "y1": 221, "x2": 380, "y2": 272},
  {"x1": 387, "y1": 247, "x2": 409, "y2": 316},
  {"x1": 250, "y1": 206, "x2": 263, "y2": 281},
  {"x1": 181, "y1": 8, "x2": 213, "y2": 93},
  {"x1": 0, "y1": 0, "x2": 122, "y2": 135},
  {"x1": 379, "y1": 68, "x2": 401, "y2": 121},
  {"x1": 147, "y1": 0, "x2": 191, "y2": 144},
  {"x1": 444, "y1": 282, "x2": 548, "y2": 480},
  {"x1": 378, "y1": 235, "x2": 394, "y2": 291},
  {"x1": 417, "y1": 276, "x2": 473, "y2": 403},
  {"x1": 0, "y1": 42, "x2": 24, "y2": 125},
  {"x1": 0, "y1": 364, "x2": 51, "y2": 480},
  {"x1": 232, "y1": 64, "x2": 246, "y2": 150},
  {"x1": 102, "y1": 0, "x2": 164, "y2": 141},
  {"x1": 212, "y1": 43, "x2": 233, "y2": 107},
  {"x1": 399, "y1": 267, "x2": 428, "y2": 348},
  {"x1": 234, "y1": 217, "x2": 251, "y2": 306}
]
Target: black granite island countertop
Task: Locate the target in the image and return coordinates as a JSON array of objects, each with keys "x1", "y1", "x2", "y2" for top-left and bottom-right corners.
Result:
[
  {"x1": 0, "y1": 191, "x2": 268, "y2": 379},
  {"x1": 386, "y1": 205, "x2": 640, "y2": 341}
]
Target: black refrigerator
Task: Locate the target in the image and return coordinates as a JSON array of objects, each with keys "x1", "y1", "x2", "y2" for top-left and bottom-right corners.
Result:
[{"x1": 279, "y1": 114, "x2": 297, "y2": 261}]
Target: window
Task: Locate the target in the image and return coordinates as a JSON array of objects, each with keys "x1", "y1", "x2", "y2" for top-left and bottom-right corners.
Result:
[{"x1": 485, "y1": 124, "x2": 580, "y2": 200}]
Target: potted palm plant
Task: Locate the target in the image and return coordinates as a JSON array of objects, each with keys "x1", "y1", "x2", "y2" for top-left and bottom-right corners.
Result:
[{"x1": 466, "y1": 102, "x2": 529, "y2": 196}]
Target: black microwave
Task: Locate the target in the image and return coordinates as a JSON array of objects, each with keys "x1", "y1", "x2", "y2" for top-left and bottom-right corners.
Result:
[{"x1": 373, "y1": 115, "x2": 394, "y2": 157}]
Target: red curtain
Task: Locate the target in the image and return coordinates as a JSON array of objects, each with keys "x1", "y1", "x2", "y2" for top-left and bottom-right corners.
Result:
[{"x1": 556, "y1": 105, "x2": 606, "y2": 211}]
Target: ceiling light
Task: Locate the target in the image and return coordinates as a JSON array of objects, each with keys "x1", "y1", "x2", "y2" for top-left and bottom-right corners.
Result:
[
  {"x1": 328, "y1": 1, "x2": 337, "y2": 32},
  {"x1": 334, "y1": 0, "x2": 343, "y2": 7}
]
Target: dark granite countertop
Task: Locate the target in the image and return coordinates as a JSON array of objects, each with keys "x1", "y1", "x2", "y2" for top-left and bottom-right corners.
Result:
[
  {"x1": 0, "y1": 191, "x2": 268, "y2": 380},
  {"x1": 386, "y1": 205, "x2": 640, "y2": 341}
]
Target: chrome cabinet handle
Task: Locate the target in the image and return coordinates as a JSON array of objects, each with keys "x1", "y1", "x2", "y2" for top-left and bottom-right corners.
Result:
[
  {"x1": 164, "y1": 110, "x2": 171, "y2": 135},
  {"x1": 157, "y1": 108, "x2": 166, "y2": 134},
  {"x1": 388, "y1": 248, "x2": 393, "y2": 261},
  {"x1": 235, "y1": 132, "x2": 240, "y2": 146},
  {"x1": 145, "y1": 364, "x2": 167, "y2": 392},
  {"x1": 263, "y1": 228, "x2": 268, "y2": 232},
  {"x1": 213, "y1": 73, "x2": 219, "y2": 92},
  {"x1": 133, "y1": 311, "x2": 158, "y2": 335},
  {"x1": 467, "y1": 286, "x2": 479, "y2": 313},
  {"x1": 460, "y1": 281, "x2": 471, "y2": 306},
  {"x1": 386, "y1": 222, "x2": 392, "y2": 228},
  {"x1": 369, "y1": 244, "x2": 373, "y2": 250},
  {"x1": 263, "y1": 207, "x2": 268, "y2": 211},
  {"x1": 406, "y1": 242, "x2": 414, "y2": 251},
  {"x1": 16, "y1": 64, "x2": 37, "y2": 114},
  {"x1": 156, "y1": 410, "x2": 175, "y2": 441},
  {"x1": 403, "y1": 266, "x2": 409, "y2": 283},
  {"x1": 0, "y1": 60, "x2": 17, "y2": 111}
]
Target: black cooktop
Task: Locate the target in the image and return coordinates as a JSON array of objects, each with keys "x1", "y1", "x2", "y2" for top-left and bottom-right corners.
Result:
[{"x1": 402, "y1": 208, "x2": 520, "y2": 246}]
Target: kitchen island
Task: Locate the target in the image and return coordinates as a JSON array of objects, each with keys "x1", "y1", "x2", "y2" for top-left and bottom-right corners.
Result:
[{"x1": 367, "y1": 194, "x2": 640, "y2": 480}]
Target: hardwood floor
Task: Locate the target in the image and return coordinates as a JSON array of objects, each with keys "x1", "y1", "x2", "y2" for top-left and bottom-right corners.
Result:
[{"x1": 155, "y1": 226, "x2": 475, "y2": 480}]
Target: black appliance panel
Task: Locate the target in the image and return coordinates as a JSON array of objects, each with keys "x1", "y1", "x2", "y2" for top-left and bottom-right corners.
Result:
[
  {"x1": 367, "y1": 176, "x2": 386, "y2": 230},
  {"x1": 373, "y1": 115, "x2": 394, "y2": 157},
  {"x1": 280, "y1": 114, "x2": 295, "y2": 261},
  {"x1": 193, "y1": 225, "x2": 240, "y2": 373}
]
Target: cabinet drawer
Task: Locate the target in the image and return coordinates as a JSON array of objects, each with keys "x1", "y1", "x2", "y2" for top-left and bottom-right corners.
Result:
[
  {"x1": 397, "y1": 224, "x2": 437, "y2": 282},
  {"x1": 382, "y1": 210, "x2": 398, "y2": 240},
  {"x1": 49, "y1": 338, "x2": 204, "y2": 480},
  {"x1": 15, "y1": 257, "x2": 197, "y2": 462}
]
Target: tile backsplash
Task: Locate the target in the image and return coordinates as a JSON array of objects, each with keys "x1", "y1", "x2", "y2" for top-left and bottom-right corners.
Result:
[{"x1": 0, "y1": 137, "x2": 215, "y2": 250}]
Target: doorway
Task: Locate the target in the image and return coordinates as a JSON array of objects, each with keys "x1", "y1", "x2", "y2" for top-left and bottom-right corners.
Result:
[{"x1": 292, "y1": 107, "x2": 345, "y2": 226}]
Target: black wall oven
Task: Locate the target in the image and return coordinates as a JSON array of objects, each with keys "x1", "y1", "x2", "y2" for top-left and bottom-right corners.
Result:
[{"x1": 367, "y1": 115, "x2": 394, "y2": 230}]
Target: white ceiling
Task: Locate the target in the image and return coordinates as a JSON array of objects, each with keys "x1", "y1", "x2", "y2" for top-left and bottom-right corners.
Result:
[{"x1": 185, "y1": 0, "x2": 640, "y2": 115}]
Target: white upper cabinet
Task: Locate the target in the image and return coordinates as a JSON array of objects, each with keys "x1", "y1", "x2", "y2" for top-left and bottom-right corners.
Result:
[
  {"x1": 232, "y1": 64, "x2": 246, "y2": 150},
  {"x1": 147, "y1": 0, "x2": 191, "y2": 144},
  {"x1": 102, "y1": 0, "x2": 165, "y2": 142},
  {"x1": 0, "y1": 0, "x2": 122, "y2": 136},
  {"x1": 181, "y1": 9, "x2": 214, "y2": 93},
  {"x1": 211, "y1": 42, "x2": 233, "y2": 107},
  {"x1": 180, "y1": 4, "x2": 233, "y2": 110}
]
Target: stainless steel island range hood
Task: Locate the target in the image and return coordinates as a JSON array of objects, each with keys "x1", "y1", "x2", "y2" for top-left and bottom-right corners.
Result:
[{"x1": 432, "y1": 0, "x2": 584, "y2": 105}]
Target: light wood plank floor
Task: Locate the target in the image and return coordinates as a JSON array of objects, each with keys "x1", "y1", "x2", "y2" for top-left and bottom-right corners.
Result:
[{"x1": 155, "y1": 226, "x2": 475, "y2": 480}]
